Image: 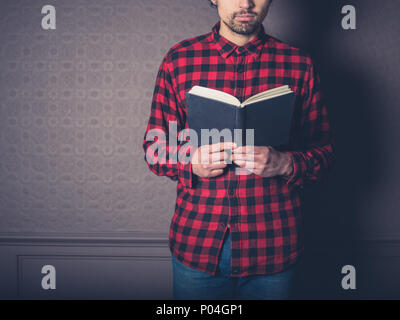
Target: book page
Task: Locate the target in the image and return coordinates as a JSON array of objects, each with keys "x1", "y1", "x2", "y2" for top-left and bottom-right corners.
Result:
[
  {"x1": 242, "y1": 85, "x2": 292, "y2": 106},
  {"x1": 188, "y1": 86, "x2": 241, "y2": 107}
]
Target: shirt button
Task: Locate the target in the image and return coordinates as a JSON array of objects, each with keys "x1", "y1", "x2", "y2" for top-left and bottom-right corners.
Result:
[
  {"x1": 307, "y1": 158, "x2": 315, "y2": 169},
  {"x1": 232, "y1": 267, "x2": 240, "y2": 274},
  {"x1": 236, "y1": 65, "x2": 245, "y2": 73},
  {"x1": 228, "y1": 188, "x2": 235, "y2": 196}
]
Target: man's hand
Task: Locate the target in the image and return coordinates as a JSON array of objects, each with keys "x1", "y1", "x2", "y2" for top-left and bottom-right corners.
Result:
[
  {"x1": 191, "y1": 142, "x2": 237, "y2": 178},
  {"x1": 231, "y1": 145, "x2": 293, "y2": 178}
]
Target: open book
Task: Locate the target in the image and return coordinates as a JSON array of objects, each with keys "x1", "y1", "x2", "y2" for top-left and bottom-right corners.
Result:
[
  {"x1": 185, "y1": 85, "x2": 295, "y2": 147},
  {"x1": 188, "y1": 85, "x2": 293, "y2": 108}
]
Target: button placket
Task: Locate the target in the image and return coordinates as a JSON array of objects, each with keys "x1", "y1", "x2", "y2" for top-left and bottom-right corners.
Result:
[
  {"x1": 236, "y1": 64, "x2": 245, "y2": 73},
  {"x1": 229, "y1": 52, "x2": 246, "y2": 278},
  {"x1": 236, "y1": 55, "x2": 246, "y2": 101}
]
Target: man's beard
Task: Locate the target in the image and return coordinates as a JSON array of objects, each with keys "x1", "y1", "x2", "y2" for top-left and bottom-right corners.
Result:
[{"x1": 223, "y1": 13, "x2": 262, "y2": 35}]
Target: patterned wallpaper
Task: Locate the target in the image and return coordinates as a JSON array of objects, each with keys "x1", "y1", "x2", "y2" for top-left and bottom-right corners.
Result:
[
  {"x1": 0, "y1": 0, "x2": 218, "y2": 234},
  {"x1": 1, "y1": 0, "x2": 400, "y2": 241}
]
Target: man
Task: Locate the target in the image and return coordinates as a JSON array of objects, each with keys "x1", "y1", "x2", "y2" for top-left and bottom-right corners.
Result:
[{"x1": 142, "y1": 0, "x2": 335, "y2": 300}]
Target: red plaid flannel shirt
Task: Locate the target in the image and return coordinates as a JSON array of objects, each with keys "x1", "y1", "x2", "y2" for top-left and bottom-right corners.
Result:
[{"x1": 142, "y1": 21, "x2": 335, "y2": 276}]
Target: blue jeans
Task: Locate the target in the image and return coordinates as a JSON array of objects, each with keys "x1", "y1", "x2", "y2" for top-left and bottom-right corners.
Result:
[{"x1": 171, "y1": 230, "x2": 299, "y2": 300}]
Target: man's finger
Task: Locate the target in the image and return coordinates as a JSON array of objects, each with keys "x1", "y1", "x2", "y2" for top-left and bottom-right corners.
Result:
[
  {"x1": 208, "y1": 169, "x2": 224, "y2": 177},
  {"x1": 209, "y1": 150, "x2": 231, "y2": 164},
  {"x1": 194, "y1": 150, "x2": 229, "y2": 165},
  {"x1": 233, "y1": 160, "x2": 256, "y2": 170},
  {"x1": 231, "y1": 153, "x2": 257, "y2": 162},
  {"x1": 232, "y1": 145, "x2": 259, "y2": 154},
  {"x1": 208, "y1": 141, "x2": 237, "y2": 153},
  {"x1": 208, "y1": 161, "x2": 228, "y2": 170}
]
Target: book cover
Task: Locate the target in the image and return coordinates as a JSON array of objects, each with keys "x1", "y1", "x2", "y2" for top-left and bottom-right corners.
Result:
[{"x1": 185, "y1": 86, "x2": 295, "y2": 147}]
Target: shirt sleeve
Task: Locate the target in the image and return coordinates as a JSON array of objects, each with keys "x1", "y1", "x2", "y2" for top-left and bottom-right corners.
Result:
[
  {"x1": 142, "y1": 55, "x2": 194, "y2": 189},
  {"x1": 283, "y1": 58, "x2": 336, "y2": 188}
]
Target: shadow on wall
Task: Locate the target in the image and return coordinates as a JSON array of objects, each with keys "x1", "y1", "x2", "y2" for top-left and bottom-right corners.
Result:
[{"x1": 276, "y1": 0, "x2": 384, "y2": 299}]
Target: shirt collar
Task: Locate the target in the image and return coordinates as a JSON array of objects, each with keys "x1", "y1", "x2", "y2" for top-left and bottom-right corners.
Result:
[{"x1": 210, "y1": 20, "x2": 268, "y2": 59}]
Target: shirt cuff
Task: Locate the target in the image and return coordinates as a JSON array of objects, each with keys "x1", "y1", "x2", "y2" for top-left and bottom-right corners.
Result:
[
  {"x1": 283, "y1": 151, "x2": 307, "y2": 188},
  {"x1": 177, "y1": 150, "x2": 195, "y2": 189}
]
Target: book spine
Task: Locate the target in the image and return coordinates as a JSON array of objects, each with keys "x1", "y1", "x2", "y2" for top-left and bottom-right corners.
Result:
[{"x1": 235, "y1": 108, "x2": 246, "y2": 146}]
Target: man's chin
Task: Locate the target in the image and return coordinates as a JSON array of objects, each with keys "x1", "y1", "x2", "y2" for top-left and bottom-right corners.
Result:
[
  {"x1": 230, "y1": 23, "x2": 259, "y2": 35},
  {"x1": 221, "y1": 18, "x2": 260, "y2": 36}
]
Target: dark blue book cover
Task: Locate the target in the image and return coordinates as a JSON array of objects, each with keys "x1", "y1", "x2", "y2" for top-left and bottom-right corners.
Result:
[{"x1": 185, "y1": 87, "x2": 295, "y2": 147}]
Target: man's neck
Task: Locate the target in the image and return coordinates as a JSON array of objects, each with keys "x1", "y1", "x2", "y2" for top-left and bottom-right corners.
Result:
[{"x1": 218, "y1": 20, "x2": 260, "y2": 47}]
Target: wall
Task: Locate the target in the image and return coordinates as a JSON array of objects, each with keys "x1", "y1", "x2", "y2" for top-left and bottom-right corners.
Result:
[{"x1": 0, "y1": 0, "x2": 399, "y2": 299}]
